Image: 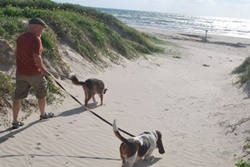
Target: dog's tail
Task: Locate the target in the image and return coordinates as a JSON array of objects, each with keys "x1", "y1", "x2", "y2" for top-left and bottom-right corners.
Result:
[
  {"x1": 70, "y1": 75, "x2": 85, "y2": 86},
  {"x1": 103, "y1": 88, "x2": 108, "y2": 94},
  {"x1": 113, "y1": 119, "x2": 128, "y2": 144}
]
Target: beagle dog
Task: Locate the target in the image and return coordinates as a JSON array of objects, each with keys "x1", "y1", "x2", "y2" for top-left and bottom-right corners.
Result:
[
  {"x1": 113, "y1": 119, "x2": 165, "y2": 167},
  {"x1": 70, "y1": 75, "x2": 107, "y2": 106}
]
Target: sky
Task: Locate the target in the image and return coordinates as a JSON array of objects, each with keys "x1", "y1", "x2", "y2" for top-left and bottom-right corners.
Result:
[{"x1": 52, "y1": 0, "x2": 250, "y2": 19}]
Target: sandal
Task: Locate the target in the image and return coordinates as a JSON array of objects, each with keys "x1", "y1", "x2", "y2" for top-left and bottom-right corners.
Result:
[
  {"x1": 40, "y1": 112, "x2": 54, "y2": 120},
  {"x1": 12, "y1": 121, "x2": 24, "y2": 129}
]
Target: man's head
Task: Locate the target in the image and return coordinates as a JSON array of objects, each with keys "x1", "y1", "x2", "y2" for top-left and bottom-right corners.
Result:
[
  {"x1": 29, "y1": 18, "x2": 47, "y2": 28},
  {"x1": 28, "y1": 18, "x2": 47, "y2": 36}
]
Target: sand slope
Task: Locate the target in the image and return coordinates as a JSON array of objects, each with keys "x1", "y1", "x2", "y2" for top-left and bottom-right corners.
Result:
[{"x1": 1, "y1": 29, "x2": 250, "y2": 167}]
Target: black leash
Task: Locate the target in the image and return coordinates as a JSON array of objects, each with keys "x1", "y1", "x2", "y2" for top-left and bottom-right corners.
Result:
[
  {"x1": 47, "y1": 69, "x2": 72, "y2": 80},
  {"x1": 50, "y1": 75, "x2": 135, "y2": 137}
]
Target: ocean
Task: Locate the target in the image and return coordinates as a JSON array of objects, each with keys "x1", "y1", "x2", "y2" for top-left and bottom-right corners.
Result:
[{"x1": 97, "y1": 8, "x2": 250, "y2": 39}]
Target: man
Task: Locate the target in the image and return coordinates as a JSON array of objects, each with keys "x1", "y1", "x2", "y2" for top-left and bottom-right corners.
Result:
[{"x1": 12, "y1": 18, "x2": 54, "y2": 129}]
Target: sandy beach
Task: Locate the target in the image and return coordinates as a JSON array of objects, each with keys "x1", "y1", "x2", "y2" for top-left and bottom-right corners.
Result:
[{"x1": 1, "y1": 28, "x2": 250, "y2": 167}]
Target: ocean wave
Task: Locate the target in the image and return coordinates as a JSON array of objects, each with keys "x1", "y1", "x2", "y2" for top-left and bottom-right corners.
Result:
[{"x1": 98, "y1": 8, "x2": 250, "y2": 39}]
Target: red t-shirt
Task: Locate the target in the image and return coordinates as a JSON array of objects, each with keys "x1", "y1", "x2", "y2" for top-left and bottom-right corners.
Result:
[{"x1": 16, "y1": 32, "x2": 43, "y2": 75}]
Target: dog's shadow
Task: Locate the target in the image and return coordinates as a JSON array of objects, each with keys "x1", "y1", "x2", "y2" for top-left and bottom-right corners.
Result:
[
  {"x1": 56, "y1": 102, "x2": 100, "y2": 117},
  {"x1": 86, "y1": 101, "x2": 100, "y2": 109},
  {"x1": 134, "y1": 157, "x2": 162, "y2": 167}
]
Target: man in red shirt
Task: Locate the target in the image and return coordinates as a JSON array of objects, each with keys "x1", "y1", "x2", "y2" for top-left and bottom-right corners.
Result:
[{"x1": 12, "y1": 18, "x2": 54, "y2": 129}]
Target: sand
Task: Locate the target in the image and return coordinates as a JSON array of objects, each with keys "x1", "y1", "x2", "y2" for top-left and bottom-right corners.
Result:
[{"x1": 1, "y1": 28, "x2": 250, "y2": 167}]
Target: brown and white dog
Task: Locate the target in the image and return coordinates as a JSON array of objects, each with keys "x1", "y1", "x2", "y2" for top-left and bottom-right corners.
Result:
[
  {"x1": 113, "y1": 119, "x2": 165, "y2": 167},
  {"x1": 70, "y1": 75, "x2": 107, "y2": 106}
]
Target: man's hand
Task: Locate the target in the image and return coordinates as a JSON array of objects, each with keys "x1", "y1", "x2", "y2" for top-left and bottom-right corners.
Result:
[{"x1": 33, "y1": 54, "x2": 50, "y2": 76}]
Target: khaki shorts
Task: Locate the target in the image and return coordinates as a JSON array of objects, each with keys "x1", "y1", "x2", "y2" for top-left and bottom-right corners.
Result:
[{"x1": 13, "y1": 74, "x2": 48, "y2": 100}]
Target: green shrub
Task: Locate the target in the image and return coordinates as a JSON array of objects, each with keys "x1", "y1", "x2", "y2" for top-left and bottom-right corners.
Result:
[
  {"x1": 0, "y1": 72, "x2": 15, "y2": 107},
  {"x1": 46, "y1": 76, "x2": 65, "y2": 105},
  {"x1": 232, "y1": 56, "x2": 250, "y2": 84},
  {"x1": 0, "y1": 1, "x2": 164, "y2": 62},
  {"x1": 233, "y1": 56, "x2": 250, "y2": 74},
  {"x1": 236, "y1": 159, "x2": 250, "y2": 167}
]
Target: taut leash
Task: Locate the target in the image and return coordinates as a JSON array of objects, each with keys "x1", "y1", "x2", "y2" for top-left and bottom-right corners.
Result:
[
  {"x1": 49, "y1": 74, "x2": 135, "y2": 137},
  {"x1": 47, "y1": 69, "x2": 72, "y2": 80}
]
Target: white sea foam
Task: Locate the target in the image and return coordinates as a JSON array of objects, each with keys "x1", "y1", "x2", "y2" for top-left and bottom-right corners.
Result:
[{"x1": 98, "y1": 8, "x2": 250, "y2": 39}]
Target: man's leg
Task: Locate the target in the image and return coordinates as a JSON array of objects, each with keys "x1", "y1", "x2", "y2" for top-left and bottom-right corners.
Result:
[
  {"x1": 12, "y1": 99, "x2": 22, "y2": 123},
  {"x1": 33, "y1": 75, "x2": 53, "y2": 120},
  {"x1": 38, "y1": 97, "x2": 54, "y2": 120},
  {"x1": 38, "y1": 97, "x2": 46, "y2": 116}
]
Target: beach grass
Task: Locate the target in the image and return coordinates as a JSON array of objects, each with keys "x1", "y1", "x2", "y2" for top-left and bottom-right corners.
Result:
[
  {"x1": 232, "y1": 56, "x2": 250, "y2": 85},
  {"x1": 235, "y1": 159, "x2": 250, "y2": 167}
]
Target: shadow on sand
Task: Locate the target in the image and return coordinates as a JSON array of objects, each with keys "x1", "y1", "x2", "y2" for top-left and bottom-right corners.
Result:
[
  {"x1": 0, "y1": 153, "x2": 120, "y2": 161},
  {"x1": 134, "y1": 157, "x2": 162, "y2": 167},
  {"x1": 242, "y1": 82, "x2": 250, "y2": 99},
  {"x1": 0, "y1": 101, "x2": 101, "y2": 144},
  {"x1": 0, "y1": 120, "x2": 40, "y2": 144},
  {"x1": 0, "y1": 153, "x2": 162, "y2": 166},
  {"x1": 177, "y1": 33, "x2": 249, "y2": 48},
  {"x1": 55, "y1": 101, "x2": 101, "y2": 117}
]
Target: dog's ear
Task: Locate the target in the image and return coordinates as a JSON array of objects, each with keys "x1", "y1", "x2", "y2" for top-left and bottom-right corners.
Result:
[
  {"x1": 156, "y1": 130, "x2": 162, "y2": 139},
  {"x1": 156, "y1": 130, "x2": 165, "y2": 154}
]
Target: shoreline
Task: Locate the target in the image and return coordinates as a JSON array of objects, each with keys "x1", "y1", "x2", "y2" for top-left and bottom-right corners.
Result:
[
  {"x1": 136, "y1": 27, "x2": 250, "y2": 44},
  {"x1": 134, "y1": 25, "x2": 250, "y2": 40},
  {"x1": 101, "y1": 8, "x2": 250, "y2": 40}
]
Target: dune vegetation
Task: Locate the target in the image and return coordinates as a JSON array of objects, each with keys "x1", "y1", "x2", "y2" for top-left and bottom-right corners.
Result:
[
  {"x1": 233, "y1": 57, "x2": 250, "y2": 167},
  {"x1": 233, "y1": 56, "x2": 250, "y2": 85}
]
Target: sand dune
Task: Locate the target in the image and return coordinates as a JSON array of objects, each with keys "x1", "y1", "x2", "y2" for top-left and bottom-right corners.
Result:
[{"x1": 1, "y1": 28, "x2": 250, "y2": 167}]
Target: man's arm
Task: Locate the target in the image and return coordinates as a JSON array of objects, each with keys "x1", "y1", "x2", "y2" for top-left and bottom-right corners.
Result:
[{"x1": 33, "y1": 53, "x2": 50, "y2": 76}]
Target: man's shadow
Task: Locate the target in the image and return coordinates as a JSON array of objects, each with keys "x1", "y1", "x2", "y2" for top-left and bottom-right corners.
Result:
[
  {"x1": 0, "y1": 102, "x2": 101, "y2": 144},
  {"x1": 0, "y1": 120, "x2": 40, "y2": 144}
]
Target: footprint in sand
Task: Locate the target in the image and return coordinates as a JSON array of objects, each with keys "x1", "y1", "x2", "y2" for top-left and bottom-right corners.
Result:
[
  {"x1": 35, "y1": 142, "x2": 41, "y2": 150},
  {"x1": 54, "y1": 134, "x2": 63, "y2": 140}
]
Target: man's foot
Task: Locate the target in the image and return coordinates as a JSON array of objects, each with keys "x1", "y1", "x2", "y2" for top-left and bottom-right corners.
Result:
[
  {"x1": 12, "y1": 121, "x2": 24, "y2": 129},
  {"x1": 40, "y1": 112, "x2": 54, "y2": 120}
]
